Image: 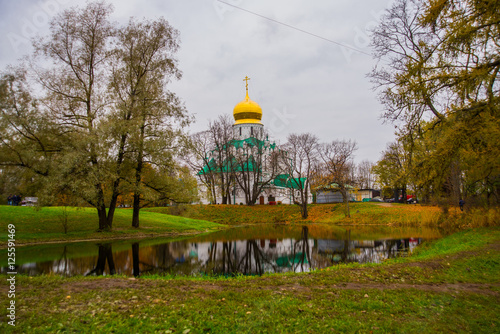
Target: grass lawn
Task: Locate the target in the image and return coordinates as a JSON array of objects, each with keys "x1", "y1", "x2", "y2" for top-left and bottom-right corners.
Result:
[
  {"x1": 0, "y1": 227, "x2": 498, "y2": 333},
  {"x1": 0, "y1": 206, "x2": 223, "y2": 245}
]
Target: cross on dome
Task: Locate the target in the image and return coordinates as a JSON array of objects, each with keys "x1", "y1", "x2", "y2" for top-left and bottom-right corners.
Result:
[{"x1": 243, "y1": 76, "x2": 250, "y2": 95}]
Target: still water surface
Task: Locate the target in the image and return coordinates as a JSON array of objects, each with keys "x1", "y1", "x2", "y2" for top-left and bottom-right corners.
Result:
[{"x1": 1, "y1": 224, "x2": 442, "y2": 277}]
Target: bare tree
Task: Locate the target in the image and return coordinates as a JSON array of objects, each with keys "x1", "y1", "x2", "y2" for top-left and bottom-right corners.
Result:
[
  {"x1": 356, "y1": 160, "x2": 374, "y2": 189},
  {"x1": 232, "y1": 132, "x2": 284, "y2": 205},
  {"x1": 207, "y1": 115, "x2": 235, "y2": 204},
  {"x1": 318, "y1": 140, "x2": 358, "y2": 218},
  {"x1": 183, "y1": 131, "x2": 218, "y2": 204},
  {"x1": 283, "y1": 133, "x2": 319, "y2": 219}
]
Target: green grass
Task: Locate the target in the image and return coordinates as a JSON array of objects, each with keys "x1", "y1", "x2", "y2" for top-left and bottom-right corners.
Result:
[
  {"x1": 1, "y1": 227, "x2": 498, "y2": 333},
  {"x1": 0, "y1": 205, "x2": 223, "y2": 245}
]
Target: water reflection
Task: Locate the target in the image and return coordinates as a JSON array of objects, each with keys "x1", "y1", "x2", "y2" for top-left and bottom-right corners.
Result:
[
  {"x1": 1, "y1": 226, "x2": 429, "y2": 277},
  {"x1": 86, "y1": 244, "x2": 116, "y2": 276}
]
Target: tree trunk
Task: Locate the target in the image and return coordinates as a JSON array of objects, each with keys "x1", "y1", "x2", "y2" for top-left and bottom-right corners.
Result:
[
  {"x1": 108, "y1": 133, "x2": 129, "y2": 229},
  {"x1": 301, "y1": 203, "x2": 308, "y2": 219},
  {"x1": 132, "y1": 193, "x2": 140, "y2": 228},
  {"x1": 97, "y1": 206, "x2": 108, "y2": 231},
  {"x1": 342, "y1": 188, "x2": 350, "y2": 218},
  {"x1": 132, "y1": 123, "x2": 145, "y2": 227}
]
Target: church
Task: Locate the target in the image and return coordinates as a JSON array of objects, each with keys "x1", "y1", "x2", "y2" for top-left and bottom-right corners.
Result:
[{"x1": 198, "y1": 77, "x2": 310, "y2": 205}]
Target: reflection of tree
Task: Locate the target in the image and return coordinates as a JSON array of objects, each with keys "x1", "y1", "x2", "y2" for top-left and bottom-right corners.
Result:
[
  {"x1": 290, "y1": 226, "x2": 311, "y2": 272},
  {"x1": 86, "y1": 244, "x2": 116, "y2": 276},
  {"x1": 207, "y1": 242, "x2": 237, "y2": 275},
  {"x1": 132, "y1": 243, "x2": 140, "y2": 277},
  {"x1": 138, "y1": 243, "x2": 176, "y2": 275},
  {"x1": 240, "y1": 240, "x2": 263, "y2": 275},
  {"x1": 52, "y1": 245, "x2": 69, "y2": 276},
  {"x1": 206, "y1": 240, "x2": 280, "y2": 276},
  {"x1": 342, "y1": 229, "x2": 351, "y2": 263}
]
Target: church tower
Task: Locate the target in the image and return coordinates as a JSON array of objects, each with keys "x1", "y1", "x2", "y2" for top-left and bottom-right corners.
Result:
[{"x1": 233, "y1": 76, "x2": 264, "y2": 139}]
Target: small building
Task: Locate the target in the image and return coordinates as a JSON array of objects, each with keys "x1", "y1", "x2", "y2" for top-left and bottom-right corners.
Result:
[
  {"x1": 355, "y1": 189, "x2": 381, "y2": 202},
  {"x1": 315, "y1": 183, "x2": 355, "y2": 204}
]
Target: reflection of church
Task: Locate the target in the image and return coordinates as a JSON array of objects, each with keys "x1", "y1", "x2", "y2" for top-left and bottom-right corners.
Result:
[{"x1": 199, "y1": 77, "x2": 309, "y2": 205}]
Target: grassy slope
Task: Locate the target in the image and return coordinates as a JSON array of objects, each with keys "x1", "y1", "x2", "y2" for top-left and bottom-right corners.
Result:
[
  {"x1": 0, "y1": 206, "x2": 223, "y2": 245},
  {"x1": 145, "y1": 202, "x2": 444, "y2": 225},
  {"x1": 146, "y1": 202, "x2": 498, "y2": 229},
  {"x1": 0, "y1": 228, "x2": 498, "y2": 333}
]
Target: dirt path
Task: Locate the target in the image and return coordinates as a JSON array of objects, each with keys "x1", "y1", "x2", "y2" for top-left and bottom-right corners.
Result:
[{"x1": 40, "y1": 279, "x2": 498, "y2": 296}]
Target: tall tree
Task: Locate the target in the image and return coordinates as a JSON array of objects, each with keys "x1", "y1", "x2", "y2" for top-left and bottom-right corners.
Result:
[
  {"x1": 110, "y1": 17, "x2": 189, "y2": 227},
  {"x1": 372, "y1": 140, "x2": 411, "y2": 203},
  {"x1": 30, "y1": 1, "x2": 116, "y2": 230},
  {"x1": 283, "y1": 133, "x2": 319, "y2": 219},
  {"x1": 318, "y1": 140, "x2": 358, "y2": 217},
  {"x1": 370, "y1": 0, "x2": 500, "y2": 206}
]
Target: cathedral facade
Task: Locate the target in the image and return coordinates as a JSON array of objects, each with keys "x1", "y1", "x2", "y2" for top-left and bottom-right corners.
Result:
[{"x1": 198, "y1": 77, "x2": 310, "y2": 205}]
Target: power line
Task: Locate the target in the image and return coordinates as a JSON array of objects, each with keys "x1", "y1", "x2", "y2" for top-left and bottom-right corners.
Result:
[{"x1": 216, "y1": 0, "x2": 372, "y2": 57}]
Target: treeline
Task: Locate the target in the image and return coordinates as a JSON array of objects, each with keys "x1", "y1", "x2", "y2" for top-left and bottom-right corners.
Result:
[{"x1": 0, "y1": 1, "x2": 197, "y2": 230}]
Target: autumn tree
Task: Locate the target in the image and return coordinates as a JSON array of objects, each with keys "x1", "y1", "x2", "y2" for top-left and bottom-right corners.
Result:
[
  {"x1": 110, "y1": 17, "x2": 189, "y2": 227},
  {"x1": 0, "y1": 1, "x2": 191, "y2": 230},
  {"x1": 282, "y1": 133, "x2": 319, "y2": 219},
  {"x1": 29, "y1": 1, "x2": 117, "y2": 230},
  {"x1": 0, "y1": 70, "x2": 58, "y2": 200},
  {"x1": 318, "y1": 140, "x2": 358, "y2": 217},
  {"x1": 370, "y1": 0, "x2": 500, "y2": 206},
  {"x1": 372, "y1": 140, "x2": 411, "y2": 202}
]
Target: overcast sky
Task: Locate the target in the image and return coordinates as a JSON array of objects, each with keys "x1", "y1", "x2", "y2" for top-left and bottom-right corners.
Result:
[{"x1": 0, "y1": 0, "x2": 396, "y2": 163}]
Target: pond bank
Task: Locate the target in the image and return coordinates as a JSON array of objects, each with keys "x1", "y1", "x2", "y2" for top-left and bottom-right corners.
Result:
[
  {"x1": 1, "y1": 203, "x2": 498, "y2": 247},
  {"x1": 1, "y1": 227, "x2": 498, "y2": 333},
  {"x1": 0, "y1": 206, "x2": 223, "y2": 247}
]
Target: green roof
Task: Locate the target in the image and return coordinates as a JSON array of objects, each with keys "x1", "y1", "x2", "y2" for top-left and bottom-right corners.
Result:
[
  {"x1": 224, "y1": 137, "x2": 277, "y2": 150},
  {"x1": 198, "y1": 157, "x2": 260, "y2": 175},
  {"x1": 273, "y1": 174, "x2": 307, "y2": 190}
]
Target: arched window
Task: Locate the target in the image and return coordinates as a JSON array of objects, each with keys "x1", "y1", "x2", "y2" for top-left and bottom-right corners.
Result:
[
  {"x1": 251, "y1": 126, "x2": 253, "y2": 136},
  {"x1": 239, "y1": 127, "x2": 242, "y2": 136}
]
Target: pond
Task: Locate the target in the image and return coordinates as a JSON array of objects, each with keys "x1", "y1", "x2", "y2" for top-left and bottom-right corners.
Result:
[{"x1": 0, "y1": 224, "x2": 443, "y2": 277}]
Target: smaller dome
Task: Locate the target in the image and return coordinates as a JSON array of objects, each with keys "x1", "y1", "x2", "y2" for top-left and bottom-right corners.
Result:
[{"x1": 233, "y1": 92, "x2": 263, "y2": 125}]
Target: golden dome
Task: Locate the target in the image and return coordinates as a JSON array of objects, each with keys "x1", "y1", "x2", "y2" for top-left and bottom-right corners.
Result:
[
  {"x1": 233, "y1": 76, "x2": 262, "y2": 125},
  {"x1": 233, "y1": 92, "x2": 263, "y2": 125}
]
